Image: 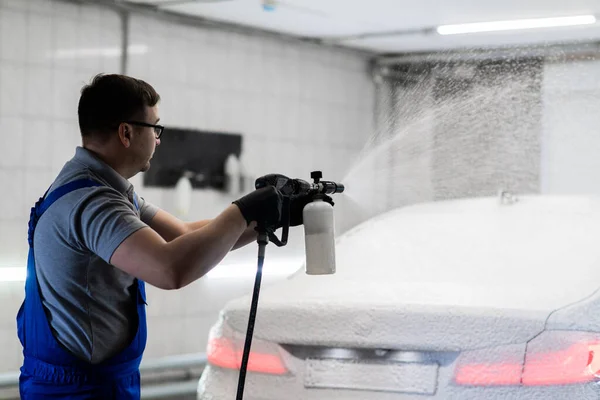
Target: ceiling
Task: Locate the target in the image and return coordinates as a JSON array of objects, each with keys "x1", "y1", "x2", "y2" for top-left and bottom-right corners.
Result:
[{"x1": 123, "y1": 0, "x2": 600, "y2": 54}]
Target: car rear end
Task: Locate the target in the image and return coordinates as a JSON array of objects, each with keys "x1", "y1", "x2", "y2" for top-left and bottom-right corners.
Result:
[
  {"x1": 198, "y1": 196, "x2": 600, "y2": 399},
  {"x1": 198, "y1": 314, "x2": 600, "y2": 399}
]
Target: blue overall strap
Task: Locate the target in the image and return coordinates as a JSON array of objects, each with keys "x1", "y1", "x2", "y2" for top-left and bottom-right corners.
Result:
[
  {"x1": 28, "y1": 179, "x2": 103, "y2": 248},
  {"x1": 38, "y1": 178, "x2": 102, "y2": 216},
  {"x1": 133, "y1": 192, "x2": 140, "y2": 211}
]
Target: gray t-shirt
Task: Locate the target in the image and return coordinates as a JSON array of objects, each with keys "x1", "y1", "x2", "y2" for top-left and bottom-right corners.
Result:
[{"x1": 33, "y1": 146, "x2": 159, "y2": 364}]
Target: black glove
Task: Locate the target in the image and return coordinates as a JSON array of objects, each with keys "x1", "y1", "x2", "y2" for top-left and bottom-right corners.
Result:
[
  {"x1": 233, "y1": 186, "x2": 283, "y2": 228},
  {"x1": 288, "y1": 194, "x2": 334, "y2": 227}
]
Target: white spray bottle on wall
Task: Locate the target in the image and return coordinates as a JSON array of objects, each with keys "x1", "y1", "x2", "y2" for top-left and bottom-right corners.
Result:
[
  {"x1": 224, "y1": 154, "x2": 241, "y2": 195},
  {"x1": 175, "y1": 171, "x2": 194, "y2": 217}
]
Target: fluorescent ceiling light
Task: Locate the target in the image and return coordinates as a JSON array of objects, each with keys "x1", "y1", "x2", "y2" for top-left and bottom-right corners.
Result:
[{"x1": 437, "y1": 15, "x2": 597, "y2": 35}]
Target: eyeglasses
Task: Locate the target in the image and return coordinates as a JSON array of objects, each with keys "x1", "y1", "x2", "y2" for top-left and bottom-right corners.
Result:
[{"x1": 126, "y1": 121, "x2": 165, "y2": 139}]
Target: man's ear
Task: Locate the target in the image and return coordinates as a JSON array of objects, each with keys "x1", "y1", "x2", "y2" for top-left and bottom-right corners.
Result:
[{"x1": 118, "y1": 123, "x2": 132, "y2": 148}]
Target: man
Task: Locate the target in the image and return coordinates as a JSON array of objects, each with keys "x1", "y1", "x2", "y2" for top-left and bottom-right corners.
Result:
[{"x1": 16, "y1": 74, "x2": 289, "y2": 399}]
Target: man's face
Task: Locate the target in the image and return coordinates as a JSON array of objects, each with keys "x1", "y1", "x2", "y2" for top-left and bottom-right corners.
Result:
[{"x1": 133, "y1": 105, "x2": 161, "y2": 173}]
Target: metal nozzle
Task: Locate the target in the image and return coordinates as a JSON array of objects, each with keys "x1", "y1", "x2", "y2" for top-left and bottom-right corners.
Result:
[
  {"x1": 309, "y1": 171, "x2": 344, "y2": 195},
  {"x1": 319, "y1": 181, "x2": 344, "y2": 195}
]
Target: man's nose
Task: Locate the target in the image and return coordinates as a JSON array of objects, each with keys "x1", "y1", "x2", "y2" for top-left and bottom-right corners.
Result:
[{"x1": 156, "y1": 138, "x2": 161, "y2": 146}]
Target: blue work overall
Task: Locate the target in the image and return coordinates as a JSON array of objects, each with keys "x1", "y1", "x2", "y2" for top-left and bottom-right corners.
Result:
[{"x1": 16, "y1": 179, "x2": 148, "y2": 399}]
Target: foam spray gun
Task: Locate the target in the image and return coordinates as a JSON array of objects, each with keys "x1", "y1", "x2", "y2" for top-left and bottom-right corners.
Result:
[{"x1": 235, "y1": 171, "x2": 344, "y2": 399}]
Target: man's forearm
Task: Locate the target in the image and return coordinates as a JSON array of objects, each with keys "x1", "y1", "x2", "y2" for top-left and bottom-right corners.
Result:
[
  {"x1": 186, "y1": 219, "x2": 211, "y2": 231},
  {"x1": 232, "y1": 223, "x2": 258, "y2": 250},
  {"x1": 186, "y1": 219, "x2": 257, "y2": 250},
  {"x1": 167, "y1": 205, "x2": 248, "y2": 287}
]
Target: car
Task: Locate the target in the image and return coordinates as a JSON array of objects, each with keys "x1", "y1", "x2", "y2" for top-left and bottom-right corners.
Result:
[{"x1": 197, "y1": 194, "x2": 600, "y2": 399}]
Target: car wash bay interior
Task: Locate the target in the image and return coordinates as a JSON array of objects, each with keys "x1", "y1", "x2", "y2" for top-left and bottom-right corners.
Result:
[{"x1": 3, "y1": 0, "x2": 600, "y2": 399}]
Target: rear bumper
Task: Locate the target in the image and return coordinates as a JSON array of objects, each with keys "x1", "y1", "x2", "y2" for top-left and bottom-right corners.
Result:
[{"x1": 197, "y1": 365, "x2": 600, "y2": 400}]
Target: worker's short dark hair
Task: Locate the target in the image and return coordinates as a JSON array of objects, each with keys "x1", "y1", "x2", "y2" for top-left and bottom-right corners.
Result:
[{"x1": 78, "y1": 73, "x2": 160, "y2": 141}]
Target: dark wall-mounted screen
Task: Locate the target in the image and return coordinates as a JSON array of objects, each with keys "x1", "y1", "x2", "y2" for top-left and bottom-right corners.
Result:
[{"x1": 143, "y1": 127, "x2": 243, "y2": 191}]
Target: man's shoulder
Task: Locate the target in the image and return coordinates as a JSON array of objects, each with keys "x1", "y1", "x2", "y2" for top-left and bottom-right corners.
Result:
[
  {"x1": 49, "y1": 159, "x2": 102, "y2": 192},
  {"x1": 38, "y1": 165, "x2": 126, "y2": 228},
  {"x1": 35, "y1": 169, "x2": 143, "y2": 258}
]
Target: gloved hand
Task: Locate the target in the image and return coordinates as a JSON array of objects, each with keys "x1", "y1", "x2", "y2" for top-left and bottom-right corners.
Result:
[
  {"x1": 233, "y1": 186, "x2": 283, "y2": 228},
  {"x1": 289, "y1": 194, "x2": 334, "y2": 227}
]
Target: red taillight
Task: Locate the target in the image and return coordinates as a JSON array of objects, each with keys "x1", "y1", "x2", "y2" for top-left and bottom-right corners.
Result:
[
  {"x1": 522, "y1": 341, "x2": 600, "y2": 386},
  {"x1": 455, "y1": 362, "x2": 522, "y2": 386},
  {"x1": 206, "y1": 323, "x2": 288, "y2": 375},
  {"x1": 454, "y1": 332, "x2": 600, "y2": 387}
]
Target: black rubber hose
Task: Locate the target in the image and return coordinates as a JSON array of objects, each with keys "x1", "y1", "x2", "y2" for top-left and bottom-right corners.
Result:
[{"x1": 236, "y1": 232, "x2": 268, "y2": 400}]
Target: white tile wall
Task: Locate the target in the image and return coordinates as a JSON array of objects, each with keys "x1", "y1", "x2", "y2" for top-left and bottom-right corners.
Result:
[
  {"x1": 0, "y1": 117, "x2": 25, "y2": 168},
  {"x1": 0, "y1": 169, "x2": 25, "y2": 219},
  {"x1": 1, "y1": 8, "x2": 28, "y2": 62},
  {"x1": 27, "y1": 13, "x2": 53, "y2": 65},
  {"x1": 0, "y1": 0, "x2": 374, "y2": 373},
  {"x1": 0, "y1": 63, "x2": 26, "y2": 116}
]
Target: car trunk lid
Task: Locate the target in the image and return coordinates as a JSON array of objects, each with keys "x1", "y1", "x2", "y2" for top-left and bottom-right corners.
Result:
[{"x1": 224, "y1": 278, "x2": 550, "y2": 351}]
